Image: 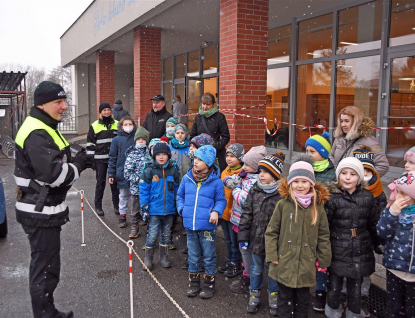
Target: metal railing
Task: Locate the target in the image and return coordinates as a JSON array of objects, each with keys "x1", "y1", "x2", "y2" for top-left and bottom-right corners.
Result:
[{"x1": 58, "y1": 104, "x2": 77, "y2": 132}]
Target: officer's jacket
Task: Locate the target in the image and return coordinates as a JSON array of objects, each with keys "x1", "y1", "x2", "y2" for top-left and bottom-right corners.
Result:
[{"x1": 86, "y1": 117, "x2": 118, "y2": 161}]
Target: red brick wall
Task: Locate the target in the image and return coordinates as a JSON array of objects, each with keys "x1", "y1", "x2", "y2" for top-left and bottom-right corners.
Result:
[
  {"x1": 219, "y1": 0, "x2": 269, "y2": 148},
  {"x1": 96, "y1": 50, "x2": 115, "y2": 118},
  {"x1": 133, "y1": 27, "x2": 161, "y2": 125}
]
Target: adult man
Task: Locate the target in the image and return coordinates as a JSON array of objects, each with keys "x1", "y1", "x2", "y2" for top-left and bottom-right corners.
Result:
[
  {"x1": 172, "y1": 95, "x2": 188, "y2": 126},
  {"x1": 14, "y1": 81, "x2": 90, "y2": 318},
  {"x1": 143, "y1": 94, "x2": 172, "y2": 141},
  {"x1": 111, "y1": 99, "x2": 129, "y2": 120}
]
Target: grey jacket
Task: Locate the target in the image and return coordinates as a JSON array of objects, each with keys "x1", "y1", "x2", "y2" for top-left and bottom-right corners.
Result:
[{"x1": 172, "y1": 101, "x2": 188, "y2": 125}]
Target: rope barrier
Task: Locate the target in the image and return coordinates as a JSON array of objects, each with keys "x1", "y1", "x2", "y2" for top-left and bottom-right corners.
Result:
[{"x1": 71, "y1": 186, "x2": 190, "y2": 318}]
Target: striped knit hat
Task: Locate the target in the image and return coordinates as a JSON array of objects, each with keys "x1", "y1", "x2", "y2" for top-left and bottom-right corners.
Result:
[
  {"x1": 305, "y1": 132, "x2": 331, "y2": 159},
  {"x1": 287, "y1": 154, "x2": 316, "y2": 186},
  {"x1": 174, "y1": 123, "x2": 188, "y2": 136},
  {"x1": 258, "y1": 151, "x2": 285, "y2": 181},
  {"x1": 353, "y1": 145, "x2": 375, "y2": 172}
]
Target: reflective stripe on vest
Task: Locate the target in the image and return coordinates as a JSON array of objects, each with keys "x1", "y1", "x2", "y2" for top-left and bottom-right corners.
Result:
[
  {"x1": 15, "y1": 116, "x2": 69, "y2": 150},
  {"x1": 91, "y1": 120, "x2": 118, "y2": 135}
]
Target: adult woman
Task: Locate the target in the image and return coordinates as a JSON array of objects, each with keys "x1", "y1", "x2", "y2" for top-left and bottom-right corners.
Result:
[
  {"x1": 189, "y1": 93, "x2": 230, "y2": 172},
  {"x1": 329, "y1": 106, "x2": 389, "y2": 177}
]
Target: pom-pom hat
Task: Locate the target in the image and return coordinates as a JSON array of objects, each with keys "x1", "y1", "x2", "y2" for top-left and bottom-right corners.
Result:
[
  {"x1": 287, "y1": 154, "x2": 316, "y2": 185},
  {"x1": 305, "y1": 132, "x2": 332, "y2": 159},
  {"x1": 396, "y1": 171, "x2": 415, "y2": 200},
  {"x1": 258, "y1": 151, "x2": 285, "y2": 181},
  {"x1": 243, "y1": 145, "x2": 267, "y2": 171},
  {"x1": 353, "y1": 145, "x2": 375, "y2": 172},
  {"x1": 152, "y1": 141, "x2": 171, "y2": 159}
]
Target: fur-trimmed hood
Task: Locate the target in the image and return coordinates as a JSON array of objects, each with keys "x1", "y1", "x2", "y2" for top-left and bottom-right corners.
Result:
[
  {"x1": 278, "y1": 177, "x2": 330, "y2": 205},
  {"x1": 347, "y1": 116, "x2": 375, "y2": 140}
]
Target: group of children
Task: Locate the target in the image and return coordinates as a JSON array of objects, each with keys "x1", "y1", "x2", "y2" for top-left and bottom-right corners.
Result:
[{"x1": 108, "y1": 111, "x2": 415, "y2": 317}]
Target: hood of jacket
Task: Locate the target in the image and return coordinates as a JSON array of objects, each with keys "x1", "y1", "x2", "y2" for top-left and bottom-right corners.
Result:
[
  {"x1": 278, "y1": 177, "x2": 330, "y2": 205},
  {"x1": 186, "y1": 164, "x2": 221, "y2": 184},
  {"x1": 346, "y1": 116, "x2": 375, "y2": 140},
  {"x1": 113, "y1": 104, "x2": 124, "y2": 111}
]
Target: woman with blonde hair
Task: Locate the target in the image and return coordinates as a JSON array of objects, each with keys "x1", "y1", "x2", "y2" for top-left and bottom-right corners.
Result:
[{"x1": 329, "y1": 106, "x2": 389, "y2": 177}]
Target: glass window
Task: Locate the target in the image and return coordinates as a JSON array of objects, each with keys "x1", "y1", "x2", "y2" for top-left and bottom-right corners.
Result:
[
  {"x1": 389, "y1": 0, "x2": 415, "y2": 47},
  {"x1": 175, "y1": 54, "x2": 186, "y2": 79},
  {"x1": 298, "y1": 14, "x2": 333, "y2": 60},
  {"x1": 266, "y1": 68, "x2": 290, "y2": 149},
  {"x1": 163, "y1": 82, "x2": 172, "y2": 109},
  {"x1": 335, "y1": 55, "x2": 380, "y2": 124},
  {"x1": 203, "y1": 45, "x2": 218, "y2": 75},
  {"x1": 337, "y1": 1, "x2": 382, "y2": 54},
  {"x1": 163, "y1": 58, "x2": 172, "y2": 81},
  {"x1": 187, "y1": 49, "x2": 200, "y2": 77},
  {"x1": 386, "y1": 56, "x2": 415, "y2": 167},
  {"x1": 268, "y1": 25, "x2": 291, "y2": 65},
  {"x1": 295, "y1": 62, "x2": 331, "y2": 151}
]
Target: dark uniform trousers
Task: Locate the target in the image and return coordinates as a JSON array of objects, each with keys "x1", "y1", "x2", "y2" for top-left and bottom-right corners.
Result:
[{"x1": 94, "y1": 162, "x2": 119, "y2": 209}]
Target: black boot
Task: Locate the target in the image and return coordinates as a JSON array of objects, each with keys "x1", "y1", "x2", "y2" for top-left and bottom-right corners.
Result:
[
  {"x1": 199, "y1": 274, "x2": 215, "y2": 299},
  {"x1": 159, "y1": 244, "x2": 172, "y2": 268},
  {"x1": 224, "y1": 261, "x2": 242, "y2": 278},
  {"x1": 187, "y1": 273, "x2": 200, "y2": 297},
  {"x1": 95, "y1": 204, "x2": 104, "y2": 216},
  {"x1": 57, "y1": 311, "x2": 74, "y2": 318},
  {"x1": 313, "y1": 290, "x2": 326, "y2": 312},
  {"x1": 113, "y1": 205, "x2": 119, "y2": 215},
  {"x1": 143, "y1": 247, "x2": 155, "y2": 271},
  {"x1": 230, "y1": 274, "x2": 250, "y2": 294}
]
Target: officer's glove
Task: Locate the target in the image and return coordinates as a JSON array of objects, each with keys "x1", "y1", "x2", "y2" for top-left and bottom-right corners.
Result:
[{"x1": 72, "y1": 148, "x2": 88, "y2": 172}]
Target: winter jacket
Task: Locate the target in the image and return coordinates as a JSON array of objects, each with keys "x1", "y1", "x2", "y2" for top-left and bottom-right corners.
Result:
[
  {"x1": 124, "y1": 146, "x2": 149, "y2": 195},
  {"x1": 170, "y1": 144, "x2": 191, "y2": 181},
  {"x1": 314, "y1": 159, "x2": 336, "y2": 184},
  {"x1": 86, "y1": 118, "x2": 118, "y2": 162},
  {"x1": 142, "y1": 106, "x2": 173, "y2": 141},
  {"x1": 172, "y1": 101, "x2": 188, "y2": 125},
  {"x1": 107, "y1": 128, "x2": 136, "y2": 189},
  {"x1": 325, "y1": 183, "x2": 380, "y2": 278},
  {"x1": 230, "y1": 173, "x2": 258, "y2": 226},
  {"x1": 177, "y1": 166, "x2": 227, "y2": 231},
  {"x1": 238, "y1": 182, "x2": 282, "y2": 256},
  {"x1": 139, "y1": 160, "x2": 180, "y2": 216},
  {"x1": 220, "y1": 166, "x2": 243, "y2": 221},
  {"x1": 329, "y1": 116, "x2": 389, "y2": 177},
  {"x1": 377, "y1": 208, "x2": 415, "y2": 274},
  {"x1": 265, "y1": 179, "x2": 331, "y2": 288},
  {"x1": 111, "y1": 103, "x2": 129, "y2": 121},
  {"x1": 14, "y1": 107, "x2": 82, "y2": 228}
]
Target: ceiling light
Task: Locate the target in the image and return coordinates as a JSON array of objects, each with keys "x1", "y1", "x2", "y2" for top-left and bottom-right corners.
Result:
[
  {"x1": 412, "y1": 27, "x2": 415, "y2": 30},
  {"x1": 307, "y1": 53, "x2": 319, "y2": 56},
  {"x1": 340, "y1": 41, "x2": 358, "y2": 46},
  {"x1": 338, "y1": 65, "x2": 353, "y2": 68},
  {"x1": 399, "y1": 78, "x2": 415, "y2": 80}
]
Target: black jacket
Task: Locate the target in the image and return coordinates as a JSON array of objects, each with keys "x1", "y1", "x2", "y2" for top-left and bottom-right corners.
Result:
[
  {"x1": 143, "y1": 106, "x2": 172, "y2": 141},
  {"x1": 14, "y1": 107, "x2": 82, "y2": 227},
  {"x1": 325, "y1": 183, "x2": 380, "y2": 278},
  {"x1": 86, "y1": 117, "x2": 118, "y2": 162}
]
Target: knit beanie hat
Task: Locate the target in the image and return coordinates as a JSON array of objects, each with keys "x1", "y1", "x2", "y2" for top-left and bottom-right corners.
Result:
[
  {"x1": 335, "y1": 157, "x2": 365, "y2": 184},
  {"x1": 174, "y1": 124, "x2": 188, "y2": 136},
  {"x1": 305, "y1": 132, "x2": 331, "y2": 159},
  {"x1": 258, "y1": 151, "x2": 285, "y2": 181},
  {"x1": 404, "y1": 146, "x2": 415, "y2": 164},
  {"x1": 34, "y1": 81, "x2": 66, "y2": 106},
  {"x1": 166, "y1": 117, "x2": 178, "y2": 127},
  {"x1": 149, "y1": 138, "x2": 160, "y2": 148},
  {"x1": 134, "y1": 126, "x2": 150, "y2": 143},
  {"x1": 190, "y1": 133, "x2": 214, "y2": 148},
  {"x1": 287, "y1": 154, "x2": 316, "y2": 186},
  {"x1": 195, "y1": 145, "x2": 217, "y2": 167},
  {"x1": 353, "y1": 145, "x2": 375, "y2": 172},
  {"x1": 226, "y1": 143, "x2": 245, "y2": 162},
  {"x1": 98, "y1": 102, "x2": 111, "y2": 113},
  {"x1": 243, "y1": 145, "x2": 267, "y2": 171},
  {"x1": 152, "y1": 141, "x2": 171, "y2": 159},
  {"x1": 396, "y1": 171, "x2": 415, "y2": 200}
]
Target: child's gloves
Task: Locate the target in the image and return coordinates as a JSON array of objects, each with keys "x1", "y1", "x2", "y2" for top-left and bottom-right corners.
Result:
[
  {"x1": 224, "y1": 175, "x2": 242, "y2": 189},
  {"x1": 140, "y1": 204, "x2": 149, "y2": 221},
  {"x1": 240, "y1": 242, "x2": 248, "y2": 250},
  {"x1": 316, "y1": 260, "x2": 327, "y2": 274}
]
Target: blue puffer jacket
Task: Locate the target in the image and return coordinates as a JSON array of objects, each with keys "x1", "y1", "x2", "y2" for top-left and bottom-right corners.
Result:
[
  {"x1": 177, "y1": 166, "x2": 227, "y2": 231},
  {"x1": 108, "y1": 129, "x2": 136, "y2": 189},
  {"x1": 124, "y1": 146, "x2": 149, "y2": 195},
  {"x1": 377, "y1": 208, "x2": 415, "y2": 274},
  {"x1": 139, "y1": 160, "x2": 180, "y2": 216}
]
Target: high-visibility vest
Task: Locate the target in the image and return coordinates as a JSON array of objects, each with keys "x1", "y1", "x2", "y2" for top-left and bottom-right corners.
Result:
[{"x1": 91, "y1": 119, "x2": 118, "y2": 135}]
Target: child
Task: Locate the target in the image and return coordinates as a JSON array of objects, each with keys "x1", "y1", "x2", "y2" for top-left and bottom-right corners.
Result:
[
  {"x1": 108, "y1": 115, "x2": 137, "y2": 228},
  {"x1": 305, "y1": 132, "x2": 336, "y2": 183},
  {"x1": 238, "y1": 151, "x2": 285, "y2": 315},
  {"x1": 218, "y1": 143, "x2": 244, "y2": 277},
  {"x1": 227, "y1": 145, "x2": 267, "y2": 294},
  {"x1": 124, "y1": 127, "x2": 150, "y2": 238},
  {"x1": 325, "y1": 157, "x2": 379, "y2": 318},
  {"x1": 177, "y1": 145, "x2": 226, "y2": 299},
  {"x1": 170, "y1": 124, "x2": 191, "y2": 181},
  {"x1": 377, "y1": 172, "x2": 415, "y2": 317},
  {"x1": 188, "y1": 133, "x2": 215, "y2": 162},
  {"x1": 139, "y1": 141, "x2": 180, "y2": 270},
  {"x1": 165, "y1": 117, "x2": 177, "y2": 142},
  {"x1": 148, "y1": 138, "x2": 160, "y2": 161}
]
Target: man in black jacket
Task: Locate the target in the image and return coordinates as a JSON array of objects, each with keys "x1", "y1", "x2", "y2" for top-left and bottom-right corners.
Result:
[
  {"x1": 14, "y1": 81, "x2": 91, "y2": 318},
  {"x1": 143, "y1": 94, "x2": 172, "y2": 141}
]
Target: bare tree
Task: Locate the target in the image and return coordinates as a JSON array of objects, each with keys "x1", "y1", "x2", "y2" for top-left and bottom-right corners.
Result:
[{"x1": 47, "y1": 66, "x2": 72, "y2": 104}]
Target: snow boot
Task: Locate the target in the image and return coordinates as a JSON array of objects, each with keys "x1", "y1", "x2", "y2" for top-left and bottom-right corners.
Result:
[
  {"x1": 218, "y1": 260, "x2": 230, "y2": 273},
  {"x1": 199, "y1": 274, "x2": 215, "y2": 299},
  {"x1": 313, "y1": 290, "x2": 326, "y2": 312},
  {"x1": 230, "y1": 274, "x2": 250, "y2": 294},
  {"x1": 345, "y1": 308, "x2": 365, "y2": 318},
  {"x1": 325, "y1": 304, "x2": 344, "y2": 318},
  {"x1": 129, "y1": 224, "x2": 139, "y2": 238},
  {"x1": 268, "y1": 291, "x2": 278, "y2": 316},
  {"x1": 247, "y1": 289, "x2": 261, "y2": 313},
  {"x1": 186, "y1": 273, "x2": 200, "y2": 297},
  {"x1": 119, "y1": 215, "x2": 127, "y2": 228},
  {"x1": 159, "y1": 244, "x2": 172, "y2": 268},
  {"x1": 143, "y1": 247, "x2": 155, "y2": 271},
  {"x1": 95, "y1": 204, "x2": 104, "y2": 216},
  {"x1": 224, "y1": 261, "x2": 242, "y2": 278}
]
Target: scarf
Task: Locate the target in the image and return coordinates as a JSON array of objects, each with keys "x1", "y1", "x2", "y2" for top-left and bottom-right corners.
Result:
[
  {"x1": 365, "y1": 171, "x2": 384, "y2": 198},
  {"x1": 192, "y1": 166, "x2": 213, "y2": 183},
  {"x1": 293, "y1": 191, "x2": 314, "y2": 208},
  {"x1": 171, "y1": 137, "x2": 189, "y2": 149},
  {"x1": 228, "y1": 164, "x2": 242, "y2": 172},
  {"x1": 102, "y1": 116, "x2": 112, "y2": 127},
  {"x1": 313, "y1": 159, "x2": 329, "y2": 173},
  {"x1": 399, "y1": 205, "x2": 415, "y2": 225},
  {"x1": 199, "y1": 105, "x2": 218, "y2": 118},
  {"x1": 256, "y1": 178, "x2": 279, "y2": 192}
]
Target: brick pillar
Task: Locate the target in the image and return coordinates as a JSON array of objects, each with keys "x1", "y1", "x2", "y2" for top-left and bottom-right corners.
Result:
[
  {"x1": 219, "y1": 0, "x2": 269, "y2": 148},
  {"x1": 96, "y1": 50, "x2": 115, "y2": 118},
  {"x1": 133, "y1": 27, "x2": 161, "y2": 125}
]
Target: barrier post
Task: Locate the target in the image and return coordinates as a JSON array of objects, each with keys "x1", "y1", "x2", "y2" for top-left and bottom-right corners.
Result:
[
  {"x1": 80, "y1": 190, "x2": 86, "y2": 247},
  {"x1": 127, "y1": 240, "x2": 134, "y2": 318}
]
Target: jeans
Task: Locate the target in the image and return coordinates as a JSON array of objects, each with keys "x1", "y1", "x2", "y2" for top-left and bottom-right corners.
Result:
[
  {"x1": 250, "y1": 253, "x2": 279, "y2": 292},
  {"x1": 94, "y1": 162, "x2": 119, "y2": 208},
  {"x1": 220, "y1": 219, "x2": 241, "y2": 263},
  {"x1": 316, "y1": 270, "x2": 328, "y2": 291},
  {"x1": 145, "y1": 215, "x2": 174, "y2": 248},
  {"x1": 278, "y1": 282, "x2": 310, "y2": 318},
  {"x1": 186, "y1": 229, "x2": 217, "y2": 276},
  {"x1": 386, "y1": 270, "x2": 415, "y2": 317},
  {"x1": 327, "y1": 272, "x2": 362, "y2": 315},
  {"x1": 119, "y1": 187, "x2": 131, "y2": 216}
]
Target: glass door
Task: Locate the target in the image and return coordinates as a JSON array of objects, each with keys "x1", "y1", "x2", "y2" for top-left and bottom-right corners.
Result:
[{"x1": 185, "y1": 77, "x2": 203, "y2": 131}]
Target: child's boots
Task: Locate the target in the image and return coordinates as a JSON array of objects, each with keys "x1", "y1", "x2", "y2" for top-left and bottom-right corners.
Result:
[
  {"x1": 159, "y1": 244, "x2": 172, "y2": 268},
  {"x1": 143, "y1": 247, "x2": 155, "y2": 270},
  {"x1": 247, "y1": 289, "x2": 261, "y2": 313},
  {"x1": 268, "y1": 291, "x2": 278, "y2": 316},
  {"x1": 199, "y1": 274, "x2": 215, "y2": 299},
  {"x1": 230, "y1": 274, "x2": 250, "y2": 294},
  {"x1": 186, "y1": 273, "x2": 200, "y2": 297}
]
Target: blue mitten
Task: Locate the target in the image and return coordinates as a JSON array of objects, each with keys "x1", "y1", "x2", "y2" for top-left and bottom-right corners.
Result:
[{"x1": 240, "y1": 242, "x2": 248, "y2": 250}]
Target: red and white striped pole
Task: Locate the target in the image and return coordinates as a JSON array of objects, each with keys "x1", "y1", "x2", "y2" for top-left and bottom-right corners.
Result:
[
  {"x1": 127, "y1": 240, "x2": 134, "y2": 318},
  {"x1": 80, "y1": 190, "x2": 86, "y2": 247}
]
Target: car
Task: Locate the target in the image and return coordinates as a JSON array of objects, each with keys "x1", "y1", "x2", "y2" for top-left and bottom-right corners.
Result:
[{"x1": 0, "y1": 177, "x2": 7, "y2": 238}]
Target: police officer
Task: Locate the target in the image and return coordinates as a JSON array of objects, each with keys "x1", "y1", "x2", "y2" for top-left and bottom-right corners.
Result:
[
  {"x1": 14, "y1": 81, "x2": 91, "y2": 318},
  {"x1": 86, "y1": 102, "x2": 119, "y2": 215}
]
